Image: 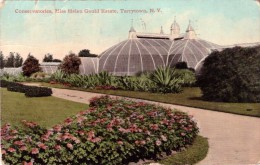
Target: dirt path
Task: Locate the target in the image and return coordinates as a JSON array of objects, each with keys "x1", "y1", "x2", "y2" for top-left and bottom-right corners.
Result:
[{"x1": 26, "y1": 84, "x2": 260, "y2": 165}]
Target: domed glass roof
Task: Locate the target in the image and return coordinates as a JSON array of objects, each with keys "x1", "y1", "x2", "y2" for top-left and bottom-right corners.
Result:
[
  {"x1": 99, "y1": 38, "x2": 172, "y2": 76},
  {"x1": 79, "y1": 57, "x2": 98, "y2": 75},
  {"x1": 167, "y1": 39, "x2": 221, "y2": 69}
]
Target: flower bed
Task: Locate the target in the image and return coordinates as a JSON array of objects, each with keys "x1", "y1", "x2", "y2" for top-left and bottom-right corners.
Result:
[{"x1": 1, "y1": 96, "x2": 199, "y2": 165}]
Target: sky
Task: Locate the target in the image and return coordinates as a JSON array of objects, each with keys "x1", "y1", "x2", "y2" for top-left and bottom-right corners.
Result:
[{"x1": 0, "y1": 0, "x2": 260, "y2": 61}]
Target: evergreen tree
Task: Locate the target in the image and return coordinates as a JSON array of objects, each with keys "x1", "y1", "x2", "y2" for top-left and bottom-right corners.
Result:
[
  {"x1": 43, "y1": 53, "x2": 53, "y2": 62},
  {"x1": 0, "y1": 51, "x2": 4, "y2": 69},
  {"x1": 78, "y1": 49, "x2": 98, "y2": 57},
  {"x1": 5, "y1": 52, "x2": 15, "y2": 67},
  {"x1": 22, "y1": 54, "x2": 41, "y2": 76},
  {"x1": 14, "y1": 53, "x2": 23, "y2": 67}
]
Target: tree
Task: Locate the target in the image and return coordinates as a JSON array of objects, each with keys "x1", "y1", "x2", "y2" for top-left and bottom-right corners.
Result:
[
  {"x1": 14, "y1": 53, "x2": 23, "y2": 67},
  {"x1": 52, "y1": 59, "x2": 62, "y2": 62},
  {"x1": 43, "y1": 53, "x2": 53, "y2": 62},
  {"x1": 197, "y1": 46, "x2": 260, "y2": 103},
  {"x1": 0, "y1": 51, "x2": 4, "y2": 69},
  {"x1": 5, "y1": 52, "x2": 15, "y2": 67},
  {"x1": 78, "y1": 49, "x2": 98, "y2": 57},
  {"x1": 22, "y1": 54, "x2": 41, "y2": 77},
  {"x1": 59, "y1": 53, "x2": 81, "y2": 74}
]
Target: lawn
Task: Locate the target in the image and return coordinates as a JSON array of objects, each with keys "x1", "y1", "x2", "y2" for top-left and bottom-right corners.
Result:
[
  {"x1": 41, "y1": 83, "x2": 260, "y2": 117},
  {"x1": 0, "y1": 88, "x2": 88, "y2": 128}
]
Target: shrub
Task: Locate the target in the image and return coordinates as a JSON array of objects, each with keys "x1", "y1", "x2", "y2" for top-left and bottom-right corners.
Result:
[
  {"x1": 1, "y1": 96, "x2": 199, "y2": 165},
  {"x1": 0, "y1": 80, "x2": 10, "y2": 87},
  {"x1": 50, "y1": 70, "x2": 67, "y2": 83},
  {"x1": 25, "y1": 86, "x2": 52, "y2": 97},
  {"x1": 149, "y1": 67, "x2": 183, "y2": 93},
  {"x1": 30, "y1": 72, "x2": 50, "y2": 79},
  {"x1": 59, "y1": 53, "x2": 81, "y2": 74},
  {"x1": 173, "y1": 69, "x2": 196, "y2": 87},
  {"x1": 22, "y1": 55, "x2": 41, "y2": 77},
  {"x1": 117, "y1": 76, "x2": 152, "y2": 92},
  {"x1": 7, "y1": 83, "x2": 28, "y2": 93},
  {"x1": 96, "y1": 71, "x2": 114, "y2": 86},
  {"x1": 4, "y1": 81, "x2": 52, "y2": 97},
  {"x1": 197, "y1": 46, "x2": 260, "y2": 102}
]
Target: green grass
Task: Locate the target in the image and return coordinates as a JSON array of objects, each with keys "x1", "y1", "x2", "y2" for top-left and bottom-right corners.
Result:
[
  {"x1": 40, "y1": 83, "x2": 260, "y2": 117},
  {"x1": 159, "y1": 136, "x2": 208, "y2": 165},
  {"x1": 1, "y1": 88, "x2": 88, "y2": 128}
]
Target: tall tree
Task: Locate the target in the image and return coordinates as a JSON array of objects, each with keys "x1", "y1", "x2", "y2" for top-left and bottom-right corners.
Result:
[
  {"x1": 43, "y1": 53, "x2": 53, "y2": 62},
  {"x1": 5, "y1": 52, "x2": 15, "y2": 67},
  {"x1": 0, "y1": 51, "x2": 4, "y2": 69},
  {"x1": 60, "y1": 52, "x2": 81, "y2": 74},
  {"x1": 22, "y1": 54, "x2": 41, "y2": 76},
  {"x1": 78, "y1": 49, "x2": 98, "y2": 57},
  {"x1": 14, "y1": 53, "x2": 23, "y2": 67}
]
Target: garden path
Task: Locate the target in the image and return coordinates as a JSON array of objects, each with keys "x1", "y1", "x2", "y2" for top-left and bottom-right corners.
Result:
[{"x1": 26, "y1": 84, "x2": 260, "y2": 165}]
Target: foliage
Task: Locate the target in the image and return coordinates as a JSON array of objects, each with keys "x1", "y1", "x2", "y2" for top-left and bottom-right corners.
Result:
[
  {"x1": 0, "y1": 73, "x2": 28, "y2": 82},
  {"x1": 5, "y1": 52, "x2": 15, "y2": 68},
  {"x1": 174, "y1": 62, "x2": 188, "y2": 69},
  {"x1": 117, "y1": 76, "x2": 153, "y2": 92},
  {"x1": 0, "y1": 79, "x2": 10, "y2": 87},
  {"x1": 14, "y1": 53, "x2": 23, "y2": 67},
  {"x1": 50, "y1": 70, "x2": 67, "y2": 83},
  {"x1": 30, "y1": 72, "x2": 50, "y2": 79},
  {"x1": 43, "y1": 53, "x2": 53, "y2": 62},
  {"x1": 25, "y1": 86, "x2": 52, "y2": 97},
  {"x1": 96, "y1": 71, "x2": 114, "y2": 86},
  {"x1": 0, "y1": 51, "x2": 5, "y2": 69},
  {"x1": 149, "y1": 67, "x2": 183, "y2": 93},
  {"x1": 173, "y1": 69, "x2": 196, "y2": 87},
  {"x1": 78, "y1": 49, "x2": 98, "y2": 57},
  {"x1": 52, "y1": 59, "x2": 62, "y2": 62},
  {"x1": 48, "y1": 68, "x2": 193, "y2": 94},
  {"x1": 59, "y1": 53, "x2": 81, "y2": 74},
  {"x1": 4, "y1": 52, "x2": 23, "y2": 68},
  {"x1": 197, "y1": 46, "x2": 260, "y2": 103},
  {"x1": 4, "y1": 81, "x2": 52, "y2": 97},
  {"x1": 1, "y1": 96, "x2": 198, "y2": 165},
  {"x1": 22, "y1": 54, "x2": 41, "y2": 77},
  {"x1": 7, "y1": 82, "x2": 28, "y2": 93}
]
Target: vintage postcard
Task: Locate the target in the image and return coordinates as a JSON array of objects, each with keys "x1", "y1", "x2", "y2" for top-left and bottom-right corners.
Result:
[{"x1": 0, "y1": 0, "x2": 260, "y2": 165}]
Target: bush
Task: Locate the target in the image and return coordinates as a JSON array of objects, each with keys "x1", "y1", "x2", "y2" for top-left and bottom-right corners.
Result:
[
  {"x1": 197, "y1": 46, "x2": 260, "y2": 103},
  {"x1": 117, "y1": 76, "x2": 153, "y2": 92},
  {"x1": 1, "y1": 96, "x2": 199, "y2": 165},
  {"x1": 0, "y1": 80, "x2": 10, "y2": 87},
  {"x1": 7, "y1": 83, "x2": 28, "y2": 93},
  {"x1": 3, "y1": 81, "x2": 52, "y2": 97},
  {"x1": 149, "y1": 67, "x2": 183, "y2": 93},
  {"x1": 25, "y1": 86, "x2": 52, "y2": 97},
  {"x1": 50, "y1": 70, "x2": 67, "y2": 83},
  {"x1": 30, "y1": 72, "x2": 50, "y2": 79},
  {"x1": 59, "y1": 53, "x2": 81, "y2": 74},
  {"x1": 22, "y1": 55, "x2": 41, "y2": 77},
  {"x1": 173, "y1": 69, "x2": 196, "y2": 87}
]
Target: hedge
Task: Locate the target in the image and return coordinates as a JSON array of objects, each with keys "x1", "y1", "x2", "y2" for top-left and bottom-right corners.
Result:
[{"x1": 1, "y1": 80, "x2": 52, "y2": 97}]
